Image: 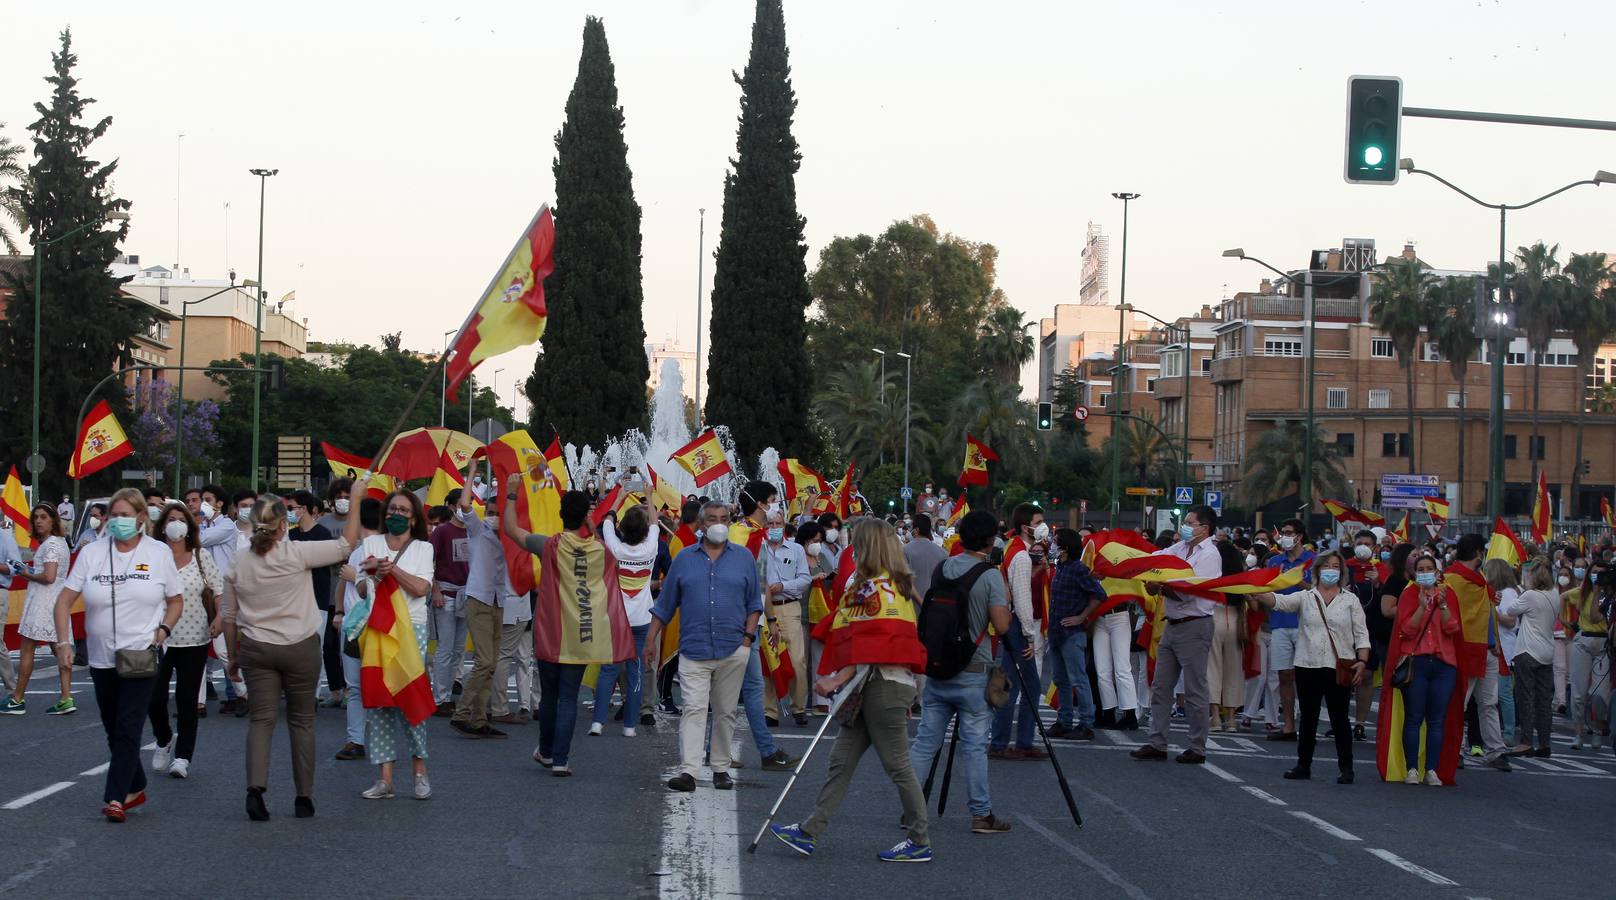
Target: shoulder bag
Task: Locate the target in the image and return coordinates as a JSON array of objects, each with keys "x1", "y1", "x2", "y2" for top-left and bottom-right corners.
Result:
[
  {"x1": 1390, "y1": 591, "x2": 1438, "y2": 688},
  {"x1": 111, "y1": 543, "x2": 161, "y2": 679},
  {"x1": 1312, "y1": 591, "x2": 1357, "y2": 688}
]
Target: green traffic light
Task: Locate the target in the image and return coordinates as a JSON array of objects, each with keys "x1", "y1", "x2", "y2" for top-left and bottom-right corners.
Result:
[{"x1": 1363, "y1": 145, "x2": 1383, "y2": 167}]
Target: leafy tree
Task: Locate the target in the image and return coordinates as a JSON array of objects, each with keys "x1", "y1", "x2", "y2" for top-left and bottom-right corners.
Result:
[
  {"x1": 976, "y1": 305, "x2": 1035, "y2": 382},
  {"x1": 0, "y1": 30, "x2": 145, "y2": 496},
  {"x1": 1562, "y1": 252, "x2": 1616, "y2": 512},
  {"x1": 704, "y1": 0, "x2": 813, "y2": 466},
  {"x1": 125, "y1": 380, "x2": 221, "y2": 475},
  {"x1": 0, "y1": 122, "x2": 27, "y2": 254},
  {"x1": 1369, "y1": 256, "x2": 1437, "y2": 474},
  {"x1": 1240, "y1": 420, "x2": 1348, "y2": 507},
  {"x1": 525, "y1": 16, "x2": 649, "y2": 450},
  {"x1": 1050, "y1": 365, "x2": 1089, "y2": 435},
  {"x1": 1431, "y1": 276, "x2": 1479, "y2": 513},
  {"x1": 1513, "y1": 241, "x2": 1564, "y2": 488},
  {"x1": 948, "y1": 377, "x2": 1039, "y2": 483}
]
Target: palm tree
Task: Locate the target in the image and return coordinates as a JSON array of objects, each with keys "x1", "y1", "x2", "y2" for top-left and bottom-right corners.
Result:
[
  {"x1": 1241, "y1": 420, "x2": 1349, "y2": 507},
  {"x1": 1431, "y1": 276, "x2": 1480, "y2": 513},
  {"x1": 812, "y1": 360, "x2": 896, "y2": 469},
  {"x1": 1590, "y1": 383, "x2": 1616, "y2": 414},
  {"x1": 0, "y1": 123, "x2": 28, "y2": 254},
  {"x1": 1513, "y1": 241, "x2": 1563, "y2": 487},
  {"x1": 1562, "y1": 252, "x2": 1616, "y2": 511},
  {"x1": 948, "y1": 376, "x2": 1038, "y2": 478},
  {"x1": 1369, "y1": 257, "x2": 1437, "y2": 473},
  {"x1": 976, "y1": 305, "x2": 1034, "y2": 383},
  {"x1": 1101, "y1": 411, "x2": 1178, "y2": 491}
]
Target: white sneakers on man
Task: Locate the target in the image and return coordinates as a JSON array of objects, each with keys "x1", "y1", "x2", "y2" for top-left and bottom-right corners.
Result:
[
  {"x1": 169, "y1": 758, "x2": 190, "y2": 779},
  {"x1": 152, "y1": 740, "x2": 175, "y2": 773}
]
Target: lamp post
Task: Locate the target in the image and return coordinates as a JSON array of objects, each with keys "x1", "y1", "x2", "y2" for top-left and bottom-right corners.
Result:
[
  {"x1": 871, "y1": 348, "x2": 887, "y2": 468},
  {"x1": 897, "y1": 351, "x2": 912, "y2": 513},
  {"x1": 695, "y1": 207, "x2": 706, "y2": 426},
  {"x1": 1108, "y1": 192, "x2": 1139, "y2": 528},
  {"x1": 493, "y1": 368, "x2": 505, "y2": 429},
  {"x1": 1398, "y1": 159, "x2": 1614, "y2": 521},
  {"x1": 30, "y1": 210, "x2": 130, "y2": 493},
  {"x1": 247, "y1": 167, "x2": 278, "y2": 492},
  {"x1": 440, "y1": 328, "x2": 456, "y2": 426},
  {"x1": 173, "y1": 277, "x2": 251, "y2": 495},
  {"x1": 1123, "y1": 306, "x2": 1192, "y2": 494}
]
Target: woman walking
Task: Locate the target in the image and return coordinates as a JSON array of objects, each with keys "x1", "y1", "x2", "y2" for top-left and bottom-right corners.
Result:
[
  {"x1": 50, "y1": 488, "x2": 183, "y2": 821},
  {"x1": 771, "y1": 520, "x2": 932, "y2": 863},
  {"x1": 147, "y1": 503, "x2": 221, "y2": 779},
  {"x1": 1567, "y1": 561, "x2": 1610, "y2": 750},
  {"x1": 1207, "y1": 543, "x2": 1251, "y2": 733},
  {"x1": 1502, "y1": 558, "x2": 1558, "y2": 757},
  {"x1": 3, "y1": 504, "x2": 74, "y2": 715},
  {"x1": 221, "y1": 478, "x2": 365, "y2": 820},
  {"x1": 1377, "y1": 554, "x2": 1463, "y2": 786},
  {"x1": 1252, "y1": 549, "x2": 1368, "y2": 783}
]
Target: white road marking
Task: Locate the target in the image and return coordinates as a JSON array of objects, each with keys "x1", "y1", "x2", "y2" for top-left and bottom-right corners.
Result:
[
  {"x1": 2, "y1": 782, "x2": 77, "y2": 810},
  {"x1": 1101, "y1": 728, "x2": 1133, "y2": 746},
  {"x1": 1288, "y1": 811, "x2": 1361, "y2": 842},
  {"x1": 79, "y1": 763, "x2": 109, "y2": 777},
  {"x1": 1241, "y1": 786, "x2": 1287, "y2": 806},
  {"x1": 1202, "y1": 762, "x2": 1243, "y2": 783},
  {"x1": 1514, "y1": 756, "x2": 1606, "y2": 774},
  {"x1": 659, "y1": 768, "x2": 741, "y2": 899},
  {"x1": 1366, "y1": 848, "x2": 1460, "y2": 886},
  {"x1": 1019, "y1": 815, "x2": 1154, "y2": 900}
]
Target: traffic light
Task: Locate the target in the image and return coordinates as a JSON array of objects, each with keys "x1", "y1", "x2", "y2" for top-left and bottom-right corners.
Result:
[
  {"x1": 1472, "y1": 278, "x2": 1516, "y2": 340},
  {"x1": 1036, "y1": 401, "x2": 1053, "y2": 431},
  {"x1": 1583, "y1": 459, "x2": 1592, "y2": 476},
  {"x1": 1344, "y1": 76, "x2": 1402, "y2": 184}
]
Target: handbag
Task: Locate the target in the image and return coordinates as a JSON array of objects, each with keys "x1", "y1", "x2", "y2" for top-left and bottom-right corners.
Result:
[
  {"x1": 110, "y1": 543, "x2": 161, "y2": 679},
  {"x1": 985, "y1": 665, "x2": 1010, "y2": 709},
  {"x1": 1390, "y1": 592, "x2": 1439, "y2": 688},
  {"x1": 1313, "y1": 593, "x2": 1357, "y2": 688}
]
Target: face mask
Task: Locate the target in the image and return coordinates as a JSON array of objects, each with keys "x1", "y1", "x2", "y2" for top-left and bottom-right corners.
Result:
[
  {"x1": 767, "y1": 527, "x2": 784, "y2": 544},
  {"x1": 825, "y1": 528, "x2": 840, "y2": 545},
  {"x1": 164, "y1": 520, "x2": 189, "y2": 542},
  {"x1": 287, "y1": 509, "x2": 301, "y2": 526},
  {"x1": 452, "y1": 508, "x2": 467, "y2": 523},
  {"x1": 199, "y1": 501, "x2": 216, "y2": 520},
  {"x1": 334, "y1": 499, "x2": 351, "y2": 515},
  {"x1": 88, "y1": 516, "x2": 102, "y2": 531},
  {"x1": 147, "y1": 505, "x2": 162, "y2": 521},
  {"x1": 704, "y1": 523, "x2": 730, "y2": 545},
  {"x1": 1380, "y1": 551, "x2": 1391, "y2": 562},
  {"x1": 1179, "y1": 524, "x2": 1196, "y2": 543},
  {"x1": 1591, "y1": 573, "x2": 1600, "y2": 585},
  {"x1": 384, "y1": 514, "x2": 410, "y2": 536},
  {"x1": 1559, "y1": 575, "x2": 1572, "y2": 587},
  {"x1": 1244, "y1": 553, "x2": 1258, "y2": 569},
  {"x1": 237, "y1": 507, "x2": 253, "y2": 523},
  {"x1": 486, "y1": 517, "x2": 499, "y2": 532},
  {"x1": 1278, "y1": 535, "x2": 1296, "y2": 550},
  {"x1": 1574, "y1": 567, "x2": 1586, "y2": 580},
  {"x1": 807, "y1": 541, "x2": 823, "y2": 556},
  {"x1": 1354, "y1": 544, "x2": 1372, "y2": 560},
  {"x1": 1032, "y1": 523, "x2": 1050, "y2": 542},
  {"x1": 1320, "y1": 569, "x2": 1342, "y2": 586},
  {"x1": 108, "y1": 517, "x2": 139, "y2": 540},
  {"x1": 1415, "y1": 572, "x2": 1438, "y2": 587}
]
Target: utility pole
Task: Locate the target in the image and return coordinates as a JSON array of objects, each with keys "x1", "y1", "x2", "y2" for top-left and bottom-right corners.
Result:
[{"x1": 248, "y1": 167, "x2": 278, "y2": 492}]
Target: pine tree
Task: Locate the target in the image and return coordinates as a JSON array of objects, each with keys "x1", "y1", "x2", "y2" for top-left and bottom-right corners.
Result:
[
  {"x1": 524, "y1": 16, "x2": 648, "y2": 449},
  {"x1": 704, "y1": 0, "x2": 814, "y2": 466},
  {"x1": 0, "y1": 30, "x2": 145, "y2": 495}
]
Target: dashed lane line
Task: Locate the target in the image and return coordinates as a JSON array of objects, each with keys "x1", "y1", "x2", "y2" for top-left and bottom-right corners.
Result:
[
  {"x1": 1018, "y1": 815, "x2": 1154, "y2": 900},
  {"x1": 2, "y1": 782, "x2": 76, "y2": 810},
  {"x1": 1241, "y1": 785, "x2": 1287, "y2": 806},
  {"x1": 1366, "y1": 848, "x2": 1460, "y2": 886},
  {"x1": 1288, "y1": 811, "x2": 1362, "y2": 842},
  {"x1": 1201, "y1": 762, "x2": 1243, "y2": 783}
]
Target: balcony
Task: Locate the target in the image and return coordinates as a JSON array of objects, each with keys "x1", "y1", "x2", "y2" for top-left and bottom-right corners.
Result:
[{"x1": 1223, "y1": 294, "x2": 1362, "y2": 322}]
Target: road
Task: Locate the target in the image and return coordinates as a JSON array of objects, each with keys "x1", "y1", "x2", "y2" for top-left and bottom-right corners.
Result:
[{"x1": 1, "y1": 659, "x2": 1611, "y2": 899}]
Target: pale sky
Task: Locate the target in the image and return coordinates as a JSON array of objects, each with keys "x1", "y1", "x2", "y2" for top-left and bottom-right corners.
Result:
[{"x1": 6, "y1": 0, "x2": 1615, "y2": 411}]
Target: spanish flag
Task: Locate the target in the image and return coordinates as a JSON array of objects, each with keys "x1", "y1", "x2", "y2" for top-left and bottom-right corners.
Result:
[
  {"x1": 645, "y1": 464, "x2": 683, "y2": 516},
  {"x1": 543, "y1": 437, "x2": 570, "y2": 492},
  {"x1": 777, "y1": 458, "x2": 828, "y2": 500},
  {"x1": 958, "y1": 434, "x2": 997, "y2": 488},
  {"x1": 67, "y1": 400, "x2": 134, "y2": 479},
  {"x1": 811, "y1": 573, "x2": 927, "y2": 675},
  {"x1": 759, "y1": 618, "x2": 796, "y2": 697},
  {"x1": 1486, "y1": 516, "x2": 1525, "y2": 568},
  {"x1": 1603, "y1": 496, "x2": 1615, "y2": 531},
  {"x1": 669, "y1": 429, "x2": 732, "y2": 489},
  {"x1": 1322, "y1": 498, "x2": 1384, "y2": 528},
  {"x1": 659, "y1": 522, "x2": 699, "y2": 660},
  {"x1": 1530, "y1": 471, "x2": 1552, "y2": 545},
  {"x1": 1377, "y1": 588, "x2": 1464, "y2": 785},
  {"x1": 321, "y1": 441, "x2": 370, "y2": 481},
  {"x1": 1163, "y1": 565, "x2": 1306, "y2": 600},
  {"x1": 444, "y1": 205, "x2": 555, "y2": 398},
  {"x1": 424, "y1": 449, "x2": 465, "y2": 507},
  {"x1": 359, "y1": 574, "x2": 436, "y2": 726},
  {"x1": 946, "y1": 500, "x2": 969, "y2": 529},
  {"x1": 1444, "y1": 561, "x2": 1494, "y2": 679},
  {"x1": 532, "y1": 530, "x2": 636, "y2": 666},
  {"x1": 1391, "y1": 511, "x2": 1411, "y2": 544},
  {"x1": 2, "y1": 466, "x2": 33, "y2": 553},
  {"x1": 1423, "y1": 496, "x2": 1450, "y2": 525},
  {"x1": 825, "y1": 461, "x2": 857, "y2": 519},
  {"x1": 729, "y1": 521, "x2": 766, "y2": 558},
  {"x1": 482, "y1": 430, "x2": 563, "y2": 595}
]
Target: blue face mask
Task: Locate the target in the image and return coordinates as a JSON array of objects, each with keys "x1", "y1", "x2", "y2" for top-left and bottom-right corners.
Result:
[
  {"x1": 1415, "y1": 572, "x2": 1438, "y2": 587},
  {"x1": 107, "y1": 516, "x2": 139, "y2": 540},
  {"x1": 1179, "y1": 524, "x2": 1196, "y2": 542},
  {"x1": 1574, "y1": 567, "x2": 1587, "y2": 580},
  {"x1": 1592, "y1": 573, "x2": 1600, "y2": 585},
  {"x1": 1319, "y1": 569, "x2": 1342, "y2": 586},
  {"x1": 767, "y1": 527, "x2": 784, "y2": 544},
  {"x1": 1379, "y1": 551, "x2": 1391, "y2": 562}
]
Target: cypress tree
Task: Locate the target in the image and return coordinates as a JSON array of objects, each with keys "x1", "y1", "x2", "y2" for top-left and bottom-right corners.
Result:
[
  {"x1": 0, "y1": 30, "x2": 146, "y2": 494},
  {"x1": 524, "y1": 16, "x2": 648, "y2": 449},
  {"x1": 704, "y1": 0, "x2": 814, "y2": 465}
]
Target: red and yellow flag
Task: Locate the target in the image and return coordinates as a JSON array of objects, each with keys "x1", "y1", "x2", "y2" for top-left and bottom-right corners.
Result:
[
  {"x1": 359, "y1": 575, "x2": 436, "y2": 726},
  {"x1": 2, "y1": 466, "x2": 34, "y2": 553},
  {"x1": 482, "y1": 430, "x2": 563, "y2": 595},
  {"x1": 777, "y1": 458, "x2": 829, "y2": 500},
  {"x1": 958, "y1": 434, "x2": 998, "y2": 488},
  {"x1": 68, "y1": 400, "x2": 134, "y2": 479},
  {"x1": 541, "y1": 437, "x2": 570, "y2": 492},
  {"x1": 444, "y1": 205, "x2": 555, "y2": 398},
  {"x1": 1391, "y1": 511, "x2": 1411, "y2": 544},
  {"x1": 946, "y1": 500, "x2": 969, "y2": 529},
  {"x1": 668, "y1": 429, "x2": 732, "y2": 489},
  {"x1": 811, "y1": 574, "x2": 927, "y2": 675},
  {"x1": 1602, "y1": 497, "x2": 1615, "y2": 530},
  {"x1": 1322, "y1": 498, "x2": 1384, "y2": 528},
  {"x1": 659, "y1": 522, "x2": 699, "y2": 660},
  {"x1": 1423, "y1": 496, "x2": 1450, "y2": 525},
  {"x1": 532, "y1": 531, "x2": 636, "y2": 665},
  {"x1": 321, "y1": 441, "x2": 371, "y2": 481},
  {"x1": 1530, "y1": 471, "x2": 1551, "y2": 545},
  {"x1": 424, "y1": 449, "x2": 465, "y2": 507},
  {"x1": 645, "y1": 464, "x2": 683, "y2": 516},
  {"x1": 1486, "y1": 516, "x2": 1525, "y2": 568},
  {"x1": 760, "y1": 618, "x2": 796, "y2": 697},
  {"x1": 1444, "y1": 561, "x2": 1494, "y2": 679},
  {"x1": 825, "y1": 461, "x2": 857, "y2": 519}
]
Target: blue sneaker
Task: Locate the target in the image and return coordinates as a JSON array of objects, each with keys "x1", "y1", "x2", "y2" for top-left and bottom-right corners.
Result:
[
  {"x1": 0, "y1": 697, "x2": 23, "y2": 716},
  {"x1": 878, "y1": 839, "x2": 932, "y2": 863},
  {"x1": 770, "y1": 823, "x2": 815, "y2": 857}
]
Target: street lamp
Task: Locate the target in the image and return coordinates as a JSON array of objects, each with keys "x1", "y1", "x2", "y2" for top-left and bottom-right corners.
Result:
[
  {"x1": 897, "y1": 351, "x2": 912, "y2": 513},
  {"x1": 1108, "y1": 192, "x2": 1139, "y2": 528},
  {"x1": 173, "y1": 275, "x2": 252, "y2": 495},
  {"x1": 1398, "y1": 158, "x2": 1614, "y2": 521},
  {"x1": 871, "y1": 348, "x2": 887, "y2": 467},
  {"x1": 30, "y1": 209, "x2": 130, "y2": 493},
  {"x1": 493, "y1": 368, "x2": 505, "y2": 429},
  {"x1": 440, "y1": 328, "x2": 456, "y2": 426},
  {"x1": 248, "y1": 167, "x2": 278, "y2": 492},
  {"x1": 1123, "y1": 305, "x2": 1192, "y2": 494}
]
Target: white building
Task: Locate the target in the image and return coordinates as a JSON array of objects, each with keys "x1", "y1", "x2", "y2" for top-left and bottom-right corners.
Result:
[{"x1": 647, "y1": 340, "x2": 697, "y2": 400}]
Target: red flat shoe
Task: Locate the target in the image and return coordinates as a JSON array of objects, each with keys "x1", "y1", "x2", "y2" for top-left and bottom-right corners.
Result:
[
  {"x1": 123, "y1": 791, "x2": 146, "y2": 812},
  {"x1": 102, "y1": 801, "x2": 126, "y2": 823}
]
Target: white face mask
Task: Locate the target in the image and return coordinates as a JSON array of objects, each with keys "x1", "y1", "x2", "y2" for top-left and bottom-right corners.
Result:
[
  {"x1": 164, "y1": 520, "x2": 189, "y2": 542},
  {"x1": 1031, "y1": 522, "x2": 1050, "y2": 543},
  {"x1": 1278, "y1": 535, "x2": 1297, "y2": 550},
  {"x1": 1558, "y1": 575, "x2": 1571, "y2": 587},
  {"x1": 1354, "y1": 544, "x2": 1373, "y2": 560},
  {"x1": 199, "y1": 501, "x2": 216, "y2": 521},
  {"x1": 825, "y1": 528, "x2": 840, "y2": 545},
  {"x1": 485, "y1": 517, "x2": 499, "y2": 532},
  {"x1": 334, "y1": 498, "x2": 351, "y2": 515},
  {"x1": 807, "y1": 541, "x2": 823, "y2": 557},
  {"x1": 704, "y1": 523, "x2": 730, "y2": 546},
  {"x1": 147, "y1": 505, "x2": 162, "y2": 521},
  {"x1": 452, "y1": 508, "x2": 467, "y2": 523},
  {"x1": 88, "y1": 516, "x2": 102, "y2": 530},
  {"x1": 237, "y1": 507, "x2": 253, "y2": 523},
  {"x1": 1245, "y1": 553, "x2": 1258, "y2": 569}
]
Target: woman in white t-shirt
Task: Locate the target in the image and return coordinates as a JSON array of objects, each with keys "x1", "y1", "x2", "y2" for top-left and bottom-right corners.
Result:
[
  {"x1": 353, "y1": 490, "x2": 436, "y2": 801},
  {"x1": 591, "y1": 503, "x2": 659, "y2": 737},
  {"x1": 51, "y1": 488, "x2": 183, "y2": 823},
  {"x1": 3, "y1": 504, "x2": 74, "y2": 715},
  {"x1": 146, "y1": 502, "x2": 222, "y2": 780}
]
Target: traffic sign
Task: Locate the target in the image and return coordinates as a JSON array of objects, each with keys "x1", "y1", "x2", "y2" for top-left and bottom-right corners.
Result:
[
  {"x1": 1079, "y1": 499, "x2": 1088, "y2": 514},
  {"x1": 899, "y1": 485, "x2": 913, "y2": 500},
  {"x1": 1379, "y1": 473, "x2": 1439, "y2": 509},
  {"x1": 1125, "y1": 487, "x2": 1164, "y2": 497},
  {"x1": 1204, "y1": 489, "x2": 1223, "y2": 511},
  {"x1": 24, "y1": 453, "x2": 45, "y2": 475},
  {"x1": 1074, "y1": 405, "x2": 1090, "y2": 422},
  {"x1": 1173, "y1": 486, "x2": 1194, "y2": 505}
]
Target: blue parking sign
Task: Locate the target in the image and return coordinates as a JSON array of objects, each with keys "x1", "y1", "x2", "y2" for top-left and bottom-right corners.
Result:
[{"x1": 1204, "y1": 490, "x2": 1223, "y2": 511}]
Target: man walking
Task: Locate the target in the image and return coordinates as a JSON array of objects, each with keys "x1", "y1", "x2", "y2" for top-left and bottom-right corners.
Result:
[
  {"x1": 989, "y1": 504, "x2": 1047, "y2": 760},
  {"x1": 761, "y1": 508, "x2": 812, "y2": 727},
  {"x1": 428, "y1": 490, "x2": 470, "y2": 716},
  {"x1": 452, "y1": 480, "x2": 519, "y2": 741},
  {"x1": 1264, "y1": 518, "x2": 1314, "y2": 741},
  {"x1": 1132, "y1": 505, "x2": 1222, "y2": 765}
]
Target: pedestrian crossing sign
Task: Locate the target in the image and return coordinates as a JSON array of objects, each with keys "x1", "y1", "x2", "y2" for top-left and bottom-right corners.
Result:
[{"x1": 1173, "y1": 486, "x2": 1194, "y2": 505}]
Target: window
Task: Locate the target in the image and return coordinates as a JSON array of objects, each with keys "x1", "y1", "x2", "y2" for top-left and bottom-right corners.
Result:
[
  {"x1": 1201, "y1": 356, "x2": 1213, "y2": 374},
  {"x1": 1146, "y1": 377, "x2": 1158, "y2": 392},
  {"x1": 1098, "y1": 392, "x2": 1110, "y2": 409},
  {"x1": 1162, "y1": 354, "x2": 1182, "y2": 378},
  {"x1": 1503, "y1": 393, "x2": 1512, "y2": 410},
  {"x1": 1504, "y1": 435, "x2": 1517, "y2": 459},
  {"x1": 1327, "y1": 388, "x2": 1348, "y2": 409},
  {"x1": 1368, "y1": 389, "x2": 1391, "y2": 409},
  {"x1": 1371, "y1": 338, "x2": 1394, "y2": 358},
  {"x1": 1265, "y1": 338, "x2": 1303, "y2": 357},
  {"x1": 1506, "y1": 351, "x2": 1527, "y2": 365},
  {"x1": 1335, "y1": 433, "x2": 1355, "y2": 457},
  {"x1": 1529, "y1": 435, "x2": 1546, "y2": 461},
  {"x1": 1381, "y1": 432, "x2": 1410, "y2": 457}
]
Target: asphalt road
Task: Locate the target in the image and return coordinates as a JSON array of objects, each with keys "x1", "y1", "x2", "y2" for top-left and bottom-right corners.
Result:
[{"x1": 2, "y1": 656, "x2": 1612, "y2": 899}]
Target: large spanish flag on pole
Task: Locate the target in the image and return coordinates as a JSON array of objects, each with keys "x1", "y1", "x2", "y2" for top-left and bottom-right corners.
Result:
[
  {"x1": 444, "y1": 205, "x2": 556, "y2": 399},
  {"x1": 1485, "y1": 516, "x2": 1525, "y2": 568},
  {"x1": 669, "y1": 429, "x2": 732, "y2": 489},
  {"x1": 2, "y1": 466, "x2": 34, "y2": 553},
  {"x1": 67, "y1": 400, "x2": 134, "y2": 479},
  {"x1": 777, "y1": 458, "x2": 828, "y2": 500},
  {"x1": 958, "y1": 434, "x2": 997, "y2": 488},
  {"x1": 1423, "y1": 496, "x2": 1450, "y2": 526},
  {"x1": 359, "y1": 575, "x2": 436, "y2": 726},
  {"x1": 1530, "y1": 471, "x2": 1552, "y2": 545},
  {"x1": 1322, "y1": 498, "x2": 1385, "y2": 528}
]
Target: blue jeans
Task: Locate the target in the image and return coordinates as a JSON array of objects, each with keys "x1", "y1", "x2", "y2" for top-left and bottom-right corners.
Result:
[
  {"x1": 1497, "y1": 673, "x2": 1516, "y2": 745},
  {"x1": 991, "y1": 628, "x2": 1041, "y2": 750},
  {"x1": 341, "y1": 652, "x2": 364, "y2": 746},
  {"x1": 1048, "y1": 627, "x2": 1096, "y2": 728},
  {"x1": 592, "y1": 625, "x2": 649, "y2": 727},
  {"x1": 537, "y1": 662, "x2": 586, "y2": 766},
  {"x1": 909, "y1": 669, "x2": 993, "y2": 817},
  {"x1": 1400, "y1": 655, "x2": 1458, "y2": 769}
]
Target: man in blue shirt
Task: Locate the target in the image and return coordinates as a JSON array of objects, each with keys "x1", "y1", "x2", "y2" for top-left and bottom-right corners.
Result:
[
  {"x1": 1267, "y1": 517, "x2": 1314, "y2": 742},
  {"x1": 646, "y1": 500, "x2": 762, "y2": 792}
]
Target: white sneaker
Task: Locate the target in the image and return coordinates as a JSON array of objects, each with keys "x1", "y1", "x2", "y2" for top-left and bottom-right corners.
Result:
[
  {"x1": 623, "y1": 727, "x2": 637, "y2": 738},
  {"x1": 152, "y1": 740, "x2": 175, "y2": 773},
  {"x1": 1424, "y1": 770, "x2": 1443, "y2": 786},
  {"x1": 588, "y1": 722, "x2": 603, "y2": 736},
  {"x1": 168, "y1": 758, "x2": 190, "y2": 779},
  {"x1": 1403, "y1": 769, "x2": 1421, "y2": 785}
]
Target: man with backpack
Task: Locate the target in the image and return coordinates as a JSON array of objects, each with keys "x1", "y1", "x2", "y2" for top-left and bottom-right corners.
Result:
[{"x1": 909, "y1": 510, "x2": 1015, "y2": 835}]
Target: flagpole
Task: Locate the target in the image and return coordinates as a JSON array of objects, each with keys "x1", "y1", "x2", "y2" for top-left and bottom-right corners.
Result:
[
  {"x1": 443, "y1": 204, "x2": 549, "y2": 397},
  {"x1": 372, "y1": 354, "x2": 450, "y2": 469}
]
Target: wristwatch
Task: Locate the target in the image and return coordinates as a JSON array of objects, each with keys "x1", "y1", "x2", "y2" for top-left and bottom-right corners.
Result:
[
  {"x1": 745, "y1": 632, "x2": 758, "y2": 645},
  {"x1": 158, "y1": 624, "x2": 173, "y2": 638}
]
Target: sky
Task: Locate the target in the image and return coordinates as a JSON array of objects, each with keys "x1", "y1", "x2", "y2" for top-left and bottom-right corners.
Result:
[{"x1": 5, "y1": 0, "x2": 1615, "y2": 413}]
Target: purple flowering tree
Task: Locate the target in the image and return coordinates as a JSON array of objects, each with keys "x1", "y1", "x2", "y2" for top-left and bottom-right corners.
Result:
[{"x1": 126, "y1": 380, "x2": 221, "y2": 476}]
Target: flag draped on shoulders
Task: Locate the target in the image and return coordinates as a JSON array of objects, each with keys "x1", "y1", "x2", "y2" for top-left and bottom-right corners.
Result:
[
  {"x1": 533, "y1": 531, "x2": 636, "y2": 665},
  {"x1": 1444, "y1": 562, "x2": 1494, "y2": 679},
  {"x1": 811, "y1": 573, "x2": 927, "y2": 675},
  {"x1": 68, "y1": 400, "x2": 133, "y2": 479},
  {"x1": 359, "y1": 575, "x2": 436, "y2": 725},
  {"x1": 444, "y1": 206, "x2": 555, "y2": 398},
  {"x1": 659, "y1": 523, "x2": 699, "y2": 660},
  {"x1": 1377, "y1": 588, "x2": 1465, "y2": 785}
]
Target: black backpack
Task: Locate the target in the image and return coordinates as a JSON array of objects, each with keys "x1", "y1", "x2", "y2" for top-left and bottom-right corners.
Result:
[{"x1": 918, "y1": 560, "x2": 996, "y2": 680}]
